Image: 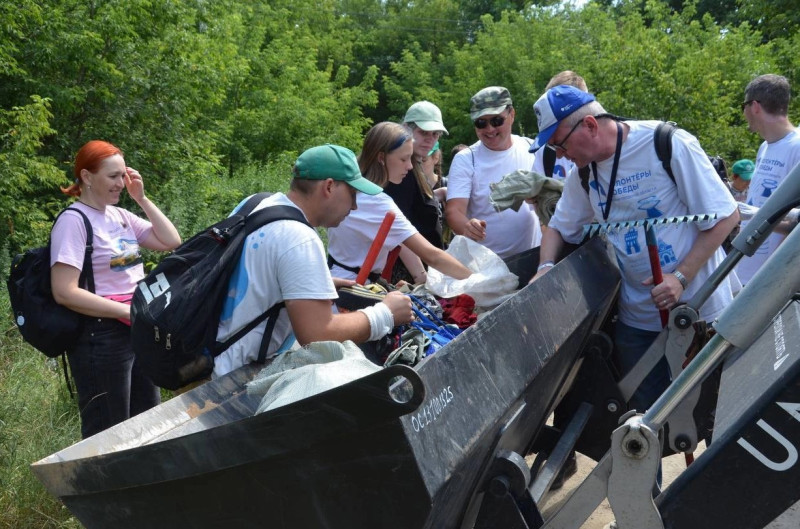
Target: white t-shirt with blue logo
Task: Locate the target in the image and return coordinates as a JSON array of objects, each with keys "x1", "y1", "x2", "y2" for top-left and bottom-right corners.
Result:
[
  {"x1": 735, "y1": 128, "x2": 800, "y2": 285},
  {"x1": 212, "y1": 193, "x2": 337, "y2": 378},
  {"x1": 549, "y1": 121, "x2": 737, "y2": 332}
]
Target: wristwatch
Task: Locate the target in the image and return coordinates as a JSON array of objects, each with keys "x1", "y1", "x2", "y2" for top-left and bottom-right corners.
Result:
[{"x1": 673, "y1": 270, "x2": 688, "y2": 289}]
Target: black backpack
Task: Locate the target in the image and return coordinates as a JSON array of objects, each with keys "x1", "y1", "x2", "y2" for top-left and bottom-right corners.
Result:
[
  {"x1": 577, "y1": 119, "x2": 723, "y2": 194},
  {"x1": 130, "y1": 193, "x2": 309, "y2": 390},
  {"x1": 542, "y1": 143, "x2": 557, "y2": 178},
  {"x1": 7, "y1": 207, "x2": 95, "y2": 358},
  {"x1": 654, "y1": 121, "x2": 728, "y2": 185}
]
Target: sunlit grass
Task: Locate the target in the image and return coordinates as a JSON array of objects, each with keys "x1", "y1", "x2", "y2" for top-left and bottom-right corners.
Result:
[
  {"x1": 0, "y1": 162, "x2": 292, "y2": 527},
  {"x1": 0, "y1": 289, "x2": 84, "y2": 528}
]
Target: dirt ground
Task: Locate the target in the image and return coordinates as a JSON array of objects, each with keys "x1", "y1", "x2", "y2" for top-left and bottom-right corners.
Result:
[
  {"x1": 537, "y1": 450, "x2": 691, "y2": 528},
  {"x1": 538, "y1": 442, "x2": 800, "y2": 528}
]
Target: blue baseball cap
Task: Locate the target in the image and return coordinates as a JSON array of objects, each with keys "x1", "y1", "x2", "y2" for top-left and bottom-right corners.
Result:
[{"x1": 530, "y1": 85, "x2": 596, "y2": 152}]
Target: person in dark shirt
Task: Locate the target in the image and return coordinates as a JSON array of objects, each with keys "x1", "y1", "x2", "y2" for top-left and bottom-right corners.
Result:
[{"x1": 384, "y1": 101, "x2": 449, "y2": 282}]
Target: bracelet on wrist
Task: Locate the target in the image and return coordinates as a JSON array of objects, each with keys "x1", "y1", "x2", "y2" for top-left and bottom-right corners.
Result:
[
  {"x1": 537, "y1": 261, "x2": 555, "y2": 272},
  {"x1": 673, "y1": 269, "x2": 688, "y2": 289}
]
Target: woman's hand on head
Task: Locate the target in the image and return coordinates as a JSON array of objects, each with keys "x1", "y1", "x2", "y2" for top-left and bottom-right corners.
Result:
[{"x1": 124, "y1": 167, "x2": 146, "y2": 202}]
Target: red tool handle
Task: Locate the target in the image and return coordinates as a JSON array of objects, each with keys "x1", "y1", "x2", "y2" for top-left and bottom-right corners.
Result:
[
  {"x1": 645, "y1": 225, "x2": 668, "y2": 327},
  {"x1": 647, "y1": 225, "x2": 693, "y2": 467},
  {"x1": 382, "y1": 246, "x2": 402, "y2": 281},
  {"x1": 356, "y1": 211, "x2": 395, "y2": 285}
]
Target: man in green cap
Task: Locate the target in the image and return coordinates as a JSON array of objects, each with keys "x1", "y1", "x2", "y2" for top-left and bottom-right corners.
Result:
[
  {"x1": 729, "y1": 158, "x2": 754, "y2": 202},
  {"x1": 211, "y1": 144, "x2": 413, "y2": 378},
  {"x1": 446, "y1": 86, "x2": 542, "y2": 264}
]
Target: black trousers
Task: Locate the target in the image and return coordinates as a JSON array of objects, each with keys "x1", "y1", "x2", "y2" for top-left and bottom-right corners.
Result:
[{"x1": 68, "y1": 317, "x2": 160, "y2": 439}]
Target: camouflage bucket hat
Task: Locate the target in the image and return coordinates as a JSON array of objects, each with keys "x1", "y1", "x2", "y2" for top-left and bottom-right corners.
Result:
[{"x1": 470, "y1": 86, "x2": 513, "y2": 121}]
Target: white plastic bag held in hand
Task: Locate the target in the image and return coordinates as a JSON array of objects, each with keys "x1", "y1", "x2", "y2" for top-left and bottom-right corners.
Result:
[{"x1": 425, "y1": 235, "x2": 519, "y2": 309}]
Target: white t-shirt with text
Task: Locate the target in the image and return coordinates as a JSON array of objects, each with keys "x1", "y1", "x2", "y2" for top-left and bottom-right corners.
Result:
[
  {"x1": 735, "y1": 129, "x2": 800, "y2": 285},
  {"x1": 531, "y1": 147, "x2": 575, "y2": 182},
  {"x1": 549, "y1": 121, "x2": 737, "y2": 331}
]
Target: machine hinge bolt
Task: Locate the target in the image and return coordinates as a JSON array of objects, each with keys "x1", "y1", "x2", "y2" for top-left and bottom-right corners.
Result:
[{"x1": 625, "y1": 439, "x2": 643, "y2": 455}]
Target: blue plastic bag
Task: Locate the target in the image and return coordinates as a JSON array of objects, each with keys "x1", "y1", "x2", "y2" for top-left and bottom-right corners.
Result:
[{"x1": 408, "y1": 295, "x2": 462, "y2": 355}]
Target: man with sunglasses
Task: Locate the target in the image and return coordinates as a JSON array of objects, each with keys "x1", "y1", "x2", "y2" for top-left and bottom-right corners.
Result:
[
  {"x1": 735, "y1": 74, "x2": 800, "y2": 286},
  {"x1": 446, "y1": 86, "x2": 542, "y2": 262},
  {"x1": 529, "y1": 85, "x2": 739, "y2": 414}
]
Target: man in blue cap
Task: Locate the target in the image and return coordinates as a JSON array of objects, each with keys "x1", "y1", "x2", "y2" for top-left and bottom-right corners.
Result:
[
  {"x1": 212, "y1": 144, "x2": 413, "y2": 378},
  {"x1": 530, "y1": 85, "x2": 739, "y2": 413}
]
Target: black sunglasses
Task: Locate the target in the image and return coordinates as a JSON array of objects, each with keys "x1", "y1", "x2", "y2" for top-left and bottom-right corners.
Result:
[
  {"x1": 741, "y1": 100, "x2": 758, "y2": 111},
  {"x1": 474, "y1": 113, "x2": 508, "y2": 129}
]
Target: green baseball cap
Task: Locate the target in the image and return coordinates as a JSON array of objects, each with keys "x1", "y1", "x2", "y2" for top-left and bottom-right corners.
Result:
[
  {"x1": 403, "y1": 101, "x2": 448, "y2": 134},
  {"x1": 293, "y1": 144, "x2": 382, "y2": 195},
  {"x1": 732, "y1": 159, "x2": 755, "y2": 181},
  {"x1": 470, "y1": 86, "x2": 513, "y2": 120}
]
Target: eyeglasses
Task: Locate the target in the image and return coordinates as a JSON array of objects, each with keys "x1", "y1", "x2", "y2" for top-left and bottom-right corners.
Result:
[
  {"x1": 741, "y1": 100, "x2": 758, "y2": 111},
  {"x1": 474, "y1": 112, "x2": 508, "y2": 129},
  {"x1": 549, "y1": 119, "x2": 584, "y2": 154}
]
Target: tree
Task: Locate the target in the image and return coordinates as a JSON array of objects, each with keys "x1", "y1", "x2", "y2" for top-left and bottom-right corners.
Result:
[{"x1": 0, "y1": 96, "x2": 63, "y2": 251}]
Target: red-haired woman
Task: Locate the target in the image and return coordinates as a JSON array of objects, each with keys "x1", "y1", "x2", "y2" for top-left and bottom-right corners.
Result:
[{"x1": 51, "y1": 140, "x2": 181, "y2": 439}]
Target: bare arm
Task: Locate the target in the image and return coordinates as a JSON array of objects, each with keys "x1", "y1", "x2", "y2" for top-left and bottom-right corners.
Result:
[
  {"x1": 529, "y1": 226, "x2": 566, "y2": 283},
  {"x1": 397, "y1": 245, "x2": 427, "y2": 284},
  {"x1": 776, "y1": 213, "x2": 799, "y2": 235},
  {"x1": 445, "y1": 197, "x2": 486, "y2": 242},
  {"x1": 739, "y1": 203, "x2": 799, "y2": 235},
  {"x1": 285, "y1": 290, "x2": 413, "y2": 345},
  {"x1": 51, "y1": 263, "x2": 130, "y2": 319},
  {"x1": 402, "y1": 233, "x2": 471, "y2": 279},
  {"x1": 125, "y1": 167, "x2": 181, "y2": 251}
]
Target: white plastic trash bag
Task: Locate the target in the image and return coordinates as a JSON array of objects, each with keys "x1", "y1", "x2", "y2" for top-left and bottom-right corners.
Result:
[
  {"x1": 425, "y1": 235, "x2": 518, "y2": 309},
  {"x1": 247, "y1": 340, "x2": 381, "y2": 414}
]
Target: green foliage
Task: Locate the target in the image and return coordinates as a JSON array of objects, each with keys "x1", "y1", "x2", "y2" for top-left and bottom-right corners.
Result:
[
  {"x1": 0, "y1": 289, "x2": 82, "y2": 528},
  {"x1": 0, "y1": 95, "x2": 63, "y2": 253},
  {"x1": 738, "y1": 0, "x2": 800, "y2": 42},
  {"x1": 0, "y1": 1, "x2": 798, "y2": 524},
  {"x1": 162, "y1": 155, "x2": 299, "y2": 238}
]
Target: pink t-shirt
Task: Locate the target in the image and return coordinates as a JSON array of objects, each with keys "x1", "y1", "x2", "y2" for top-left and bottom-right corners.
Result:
[{"x1": 50, "y1": 202, "x2": 153, "y2": 296}]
